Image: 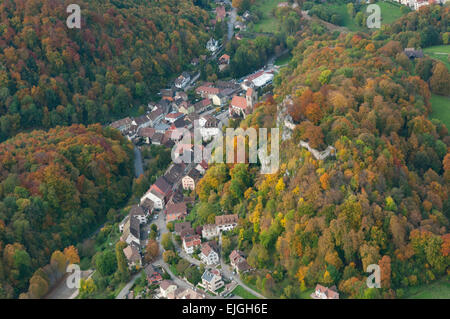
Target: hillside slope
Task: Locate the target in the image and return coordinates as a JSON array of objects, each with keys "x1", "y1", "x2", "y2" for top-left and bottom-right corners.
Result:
[
  {"x1": 0, "y1": 124, "x2": 134, "y2": 297},
  {"x1": 193, "y1": 5, "x2": 449, "y2": 298}
]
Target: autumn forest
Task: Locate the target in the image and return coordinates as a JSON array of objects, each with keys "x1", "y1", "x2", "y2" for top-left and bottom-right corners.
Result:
[{"x1": 0, "y1": 0, "x2": 449, "y2": 300}]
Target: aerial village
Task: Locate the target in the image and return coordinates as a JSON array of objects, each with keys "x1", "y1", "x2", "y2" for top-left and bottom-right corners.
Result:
[
  {"x1": 105, "y1": 1, "x2": 347, "y2": 300},
  {"x1": 106, "y1": 1, "x2": 279, "y2": 300}
]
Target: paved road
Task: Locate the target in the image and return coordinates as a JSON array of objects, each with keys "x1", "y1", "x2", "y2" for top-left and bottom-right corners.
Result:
[
  {"x1": 116, "y1": 272, "x2": 141, "y2": 299},
  {"x1": 227, "y1": 6, "x2": 237, "y2": 41},
  {"x1": 134, "y1": 146, "x2": 144, "y2": 178}
]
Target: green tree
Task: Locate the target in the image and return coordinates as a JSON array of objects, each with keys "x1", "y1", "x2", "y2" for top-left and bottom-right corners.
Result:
[
  {"x1": 96, "y1": 250, "x2": 117, "y2": 277},
  {"x1": 115, "y1": 242, "x2": 130, "y2": 282}
]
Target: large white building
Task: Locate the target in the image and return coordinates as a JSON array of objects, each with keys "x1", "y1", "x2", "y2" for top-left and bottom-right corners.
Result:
[
  {"x1": 393, "y1": 0, "x2": 447, "y2": 10},
  {"x1": 206, "y1": 38, "x2": 219, "y2": 52},
  {"x1": 200, "y1": 269, "x2": 224, "y2": 293}
]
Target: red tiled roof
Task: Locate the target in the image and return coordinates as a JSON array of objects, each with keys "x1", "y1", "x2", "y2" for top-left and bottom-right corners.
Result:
[
  {"x1": 219, "y1": 54, "x2": 230, "y2": 61},
  {"x1": 215, "y1": 214, "x2": 238, "y2": 226},
  {"x1": 246, "y1": 70, "x2": 265, "y2": 82},
  {"x1": 166, "y1": 112, "x2": 184, "y2": 119},
  {"x1": 151, "y1": 176, "x2": 172, "y2": 196},
  {"x1": 231, "y1": 96, "x2": 248, "y2": 110},
  {"x1": 138, "y1": 127, "x2": 155, "y2": 138},
  {"x1": 196, "y1": 86, "x2": 220, "y2": 95},
  {"x1": 165, "y1": 202, "x2": 187, "y2": 216},
  {"x1": 314, "y1": 284, "x2": 339, "y2": 299},
  {"x1": 183, "y1": 235, "x2": 201, "y2": 247}
]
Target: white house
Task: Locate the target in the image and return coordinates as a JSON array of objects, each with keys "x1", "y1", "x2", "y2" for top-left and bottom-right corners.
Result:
[
  {"x1": 175, "y1": 72, "x2": 191, "y2": 89},
  {"x1": 311, "y1": 284, "x2": 339, "y2": 299},
  {"x1": 141, "y1": 189, "x2": 165, "y2": 210},
  {"x1": 197, "y1": 115, "x2": 221, "y2": 141},
  {"x1": 215, "y1": 214, "x2": 238, "y2": 232},
  {"x1": 120, "y1": 216, "x2": 140, "y2": 247},
  {"x1": 202, "y1": 224, "x2": 219, "y2": 240},
  {"x1": 200, "y1": 269, "x2": 224, "y2": 293},
  {"x1": 182, "y1": 235, "x2": 201, "y2": 254},
  {"x1": 140, "y1": 177, "x2": 172, "y2": 210},
  {"x1": 206, "y1": 38, "x2": 219, "y2": 53},
  {"x1": 129, "y1": 205, "x2": 148, "y2": 224},
  {"x1": 199, "y1": 243, "x2": 219, "y2": 265}
]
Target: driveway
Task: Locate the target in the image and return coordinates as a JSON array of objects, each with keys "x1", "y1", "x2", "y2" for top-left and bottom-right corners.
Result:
[{"x1": 115, "y1": 272, "x2": 141, "y2": 299}]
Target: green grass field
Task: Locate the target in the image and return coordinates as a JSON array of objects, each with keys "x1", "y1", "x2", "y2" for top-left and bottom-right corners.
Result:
[
  {"x1": 232, "y1": 285, "x2": 259, "y2": 299},
  {"x1": 430, "y1": 94, "x2": 450, "y2": 129},
  {"x1": 274, "y1": 52, "x2": 292, "y2": 66},
  {"x1": 249, "y1": 0, "x2": 284, "y2": 33},
  {"x1": 424, "y1": 45, "x2": 450, "y2": 71},
  {"x1": 373, "y1": 1, "x2": 405, "y2": 25},
  {"x1": 323, "y1": 1, "x2": 406, "y2": 31},
  {"x1": 404, "y1": 277, "x2": 450, "y2": 299}
]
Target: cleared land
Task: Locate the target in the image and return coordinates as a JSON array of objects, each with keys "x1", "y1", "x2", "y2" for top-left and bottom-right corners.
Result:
[
  {"x1": 314, "y1": 1, "x2": 406, "y2": 31},
  {"x1": 430, "y1": 94, "x2": 450, "y2": 130},
  {"x1": 249, "y1": 0, "x2": 284, "y2": 33},
  {"x1": 424, "y1": 45, "x2": 450, "y2": 71},
  {"x1": 405, "y1": 277, "x2": 450, "y2": 299},
  {"x1": 274, "y1": 52, "x2": 292, "y2": 66}
]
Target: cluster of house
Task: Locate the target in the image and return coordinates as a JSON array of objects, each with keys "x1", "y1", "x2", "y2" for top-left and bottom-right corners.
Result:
[
  {"x1": 109, "y1": 98, "x2": 181, "y2": 147},
  {"x1": 118, "y1": 205, "x2": 153, "y2": 268},
  {"x1": 194, "y1": 80, "x2": 259, "y2": 119},
  {"x1": 110, "y1": 86, "x2": 229, "y2": 147},
  {"x1": 158, "y1": 268, "x2": 227, "y2": 297},
  {"x1": 392, "y1": 0, "x2": 447, "y2": 10},
  {"x1": 175, "y1": 215, "x2": 252, "y2": 273}
]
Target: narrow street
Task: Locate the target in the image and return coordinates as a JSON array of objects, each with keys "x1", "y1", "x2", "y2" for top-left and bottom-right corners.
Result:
[
  {"x1": 228, "y1": 7, "x2": 237, "y2": 41},
  {"x1": 134, "y1": 146, "x2": 144, "y2": 178},
  {"x1": 115, "y1": 272, "x2": 141, "y2": 299}
]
